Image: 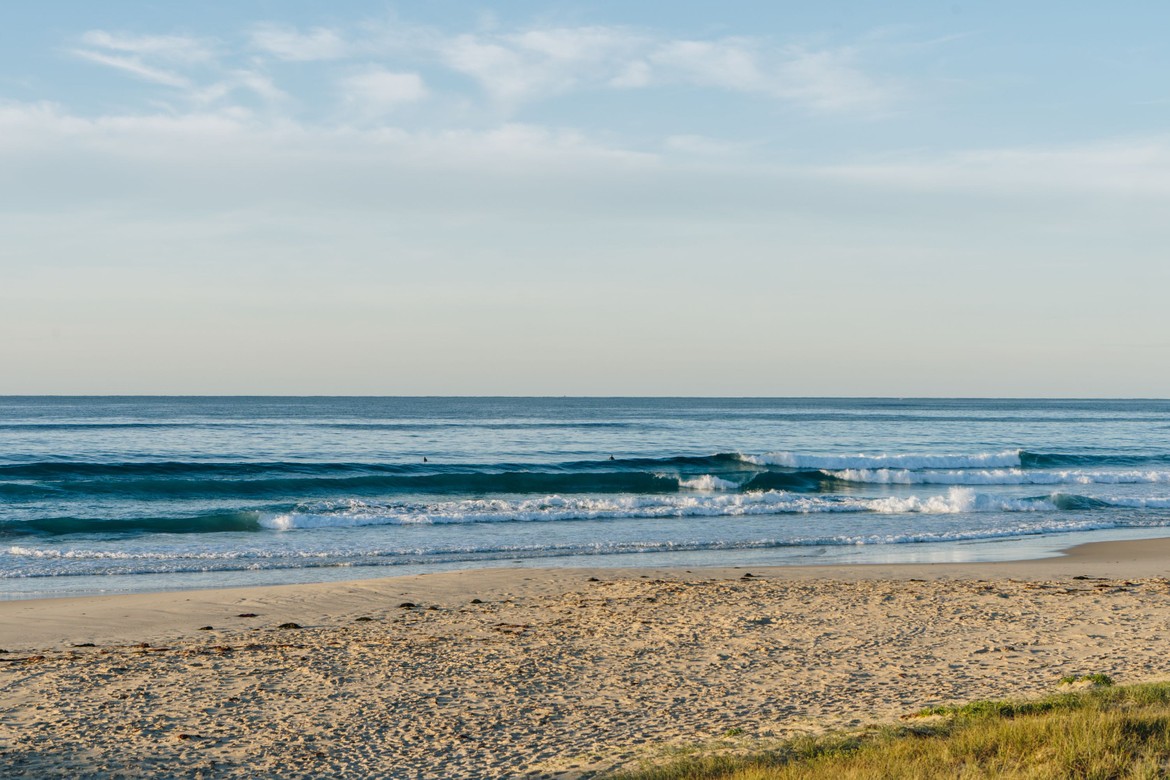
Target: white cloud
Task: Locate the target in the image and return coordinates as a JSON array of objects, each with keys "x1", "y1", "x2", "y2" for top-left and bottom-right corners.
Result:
[
  {"x1": 249, "y1": 24, "x2": 348, "y2": 61},
  {"x1": 339, "y1": 68, "x2": 427, "y2": 115}
]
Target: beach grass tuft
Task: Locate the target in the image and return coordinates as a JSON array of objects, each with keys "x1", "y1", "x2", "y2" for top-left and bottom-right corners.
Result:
[
  {"x1": 610, "y1": 681, "x2": 1170, "y2": 779},
  {"x1": 1059, "y1": 672, "x2": 1116, "y2": 687}
]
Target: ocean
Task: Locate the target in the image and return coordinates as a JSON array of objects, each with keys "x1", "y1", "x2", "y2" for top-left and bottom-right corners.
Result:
[{"x1": 2, "y1": 396, "x2": 1170, "y2": 598}]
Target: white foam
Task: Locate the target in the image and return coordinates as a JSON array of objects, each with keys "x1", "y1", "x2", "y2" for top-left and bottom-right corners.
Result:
[
  {"x1": 679, "y1": 474, "x2": 738, "y2": 491},
  {"x1": 4, "y1": 545, "x2": 330, "y2": 560},
  {"x1": 866, "y1": 487, "x2": 1053, "y2": 514},
  {"x1": 828, "y1": 468, "x2": 1170, "y2": 486},
  {"x1": 256, "y1": 487, "x2": 1062, "y2": 530},
  {"x1": 743, "y1": 450, "x2": 1023, "y2": 470},
  {"x1": 809, "y1": 517, "x2": 1146, "y2": 546}
]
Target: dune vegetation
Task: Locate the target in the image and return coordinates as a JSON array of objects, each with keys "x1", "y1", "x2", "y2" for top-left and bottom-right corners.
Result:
[{"x1": 613, "y1": 679, "x2": 1170, "y2": 780}]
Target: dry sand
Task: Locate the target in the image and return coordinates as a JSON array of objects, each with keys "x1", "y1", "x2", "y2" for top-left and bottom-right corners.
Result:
[{"x1": 3, "y1": 537, "x2": 1170, "y2": 778}]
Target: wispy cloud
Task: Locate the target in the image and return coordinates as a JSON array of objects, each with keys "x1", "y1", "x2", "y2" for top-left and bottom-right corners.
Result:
[
  {"x1": 641, "y1": 39, "x2": 895, "y2": 112},
  {"x1": 240, "y1": 19, "x2": 898, "y2": 115},
  {"x1": 71, "y1": 48, "x2": 193, "y2": 89},
  {"x1": 72, "y1": 28, "x2": 292, "y2": 112},
  {"x1": 249, "y1": 24, "x2": 348, "y2": 61},
  {"x1": 65, "y1": 16, "x2": 905, "y2": 132},
  {"x1": 78, "y1": 30, "x2": 216, "y2": 64},
  {"x1": 71, "y1": 30, "x2": 218, "y2": 90},
  {"x1": 435, "y1": 27, "x2": 897, "y2": 113},
  {"x1": 437, "y1": 26, "x2": 646, "y2": 104}
]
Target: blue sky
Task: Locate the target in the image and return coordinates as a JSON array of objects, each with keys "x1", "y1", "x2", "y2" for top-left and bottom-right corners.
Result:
[{"x1": 2, "y1": 2, "x2": 1168, "y2": 395}]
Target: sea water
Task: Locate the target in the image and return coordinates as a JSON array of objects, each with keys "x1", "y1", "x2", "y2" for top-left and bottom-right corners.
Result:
[{"x1": 2, "y1": 397, "x2": 1169, "y2": 598}]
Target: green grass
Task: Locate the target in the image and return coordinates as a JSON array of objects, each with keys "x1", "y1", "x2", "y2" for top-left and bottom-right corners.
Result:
[
  {"x1": 1060, "y1": 673, "x2": 1117, "y2": 687},
  {"x1": 610, "y1": 681, "x2": 1170, "y2": 780}
]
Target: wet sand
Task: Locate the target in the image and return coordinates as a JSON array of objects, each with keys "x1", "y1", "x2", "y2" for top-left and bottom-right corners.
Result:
[{"x1": 2, "y1": 536, "x2": 1170, "y2": 778}]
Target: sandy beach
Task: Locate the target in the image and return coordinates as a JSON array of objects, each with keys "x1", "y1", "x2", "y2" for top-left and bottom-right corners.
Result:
[{"x1": 3, "y1": 537, "x2": 1170, "y2": 778}]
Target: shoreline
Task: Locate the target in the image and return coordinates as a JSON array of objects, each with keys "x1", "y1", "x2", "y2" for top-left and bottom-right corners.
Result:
[
  {"x1": 3, "y1": 533, "x2": 1170, "y2": 652},
  {"x1": 6, "y1": 523, "x2": 1170, "y2": 604},
  {"x1": 4, "y1": 535, "x2": 1170, "y2": 777}
]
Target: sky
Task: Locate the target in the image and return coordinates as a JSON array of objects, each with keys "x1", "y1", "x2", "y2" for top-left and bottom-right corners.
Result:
[{"x1": 1, "y1": 1, "x2": 1168, "y2": 396}]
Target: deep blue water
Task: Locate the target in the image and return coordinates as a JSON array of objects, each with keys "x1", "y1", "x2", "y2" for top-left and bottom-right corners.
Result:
[{"x1": 2, "y1": 397, "x2": 1170, "y2": 597}]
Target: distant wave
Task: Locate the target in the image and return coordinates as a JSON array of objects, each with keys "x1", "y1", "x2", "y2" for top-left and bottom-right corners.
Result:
[
  {"x1": 0, "y1": 471, "x2": 684, "y2": 500},
  {"x1": 0, "y1": 456, "x2": 745, "y2": 500},
  {"x1": 827, "y1": 468, "x2": 1170, "y2": 486},
  {"x1": 0, "y1": 454, "x2": 744, "y2": 480},
  {"x1": 0, "y1": 420, "x2": 639, "y2": 432},
  {"x1": 745, "y1": 450, "x2": 1170, "y2": 471},
  {"x1": 741, "y1": 451, "x2": 1024, "y2": 470},
  {"x1": 7, "y1": 450, "x2": 1170, "y2": 483},
  {"x1": 1020, "y1": 452, "x2": 1170, "y2": 468},
  {"x1": 6, "y1": 450, "x2": 1170, "y2": 504}
]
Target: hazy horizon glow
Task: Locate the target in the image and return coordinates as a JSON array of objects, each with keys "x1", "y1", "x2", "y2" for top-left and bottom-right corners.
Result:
[{"x1": 2, "y1": 2, "x2": 1168, "y2": 396}]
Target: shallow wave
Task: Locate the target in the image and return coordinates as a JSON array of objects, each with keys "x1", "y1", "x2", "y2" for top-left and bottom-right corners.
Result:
[
  {"x1": 7, "y1": 515, "x2": 1170, "y2": 579},
  {"x1": 9, "y1": 484, "x2": 1160, "y2": 540},
  {"x1": 7, "y1": 486, "x2": 1166, "y2": 538}
]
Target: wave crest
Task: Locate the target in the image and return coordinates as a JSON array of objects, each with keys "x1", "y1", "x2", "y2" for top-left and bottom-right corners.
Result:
[
  {"x1": 827, "y1": 468, "x2": 1170, "y2": 486},
  {"x1": 742, "y1": 451, "x2": 1023, "y2": 470}
]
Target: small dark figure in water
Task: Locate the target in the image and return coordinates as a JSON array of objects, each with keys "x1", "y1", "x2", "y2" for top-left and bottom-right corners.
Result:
[
  {"x1": 423, "y1": 457, "x2": 428, "y2": 463},
  {"x1": 609, "y1": 455, "x2": 615, "y2": 460}
]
